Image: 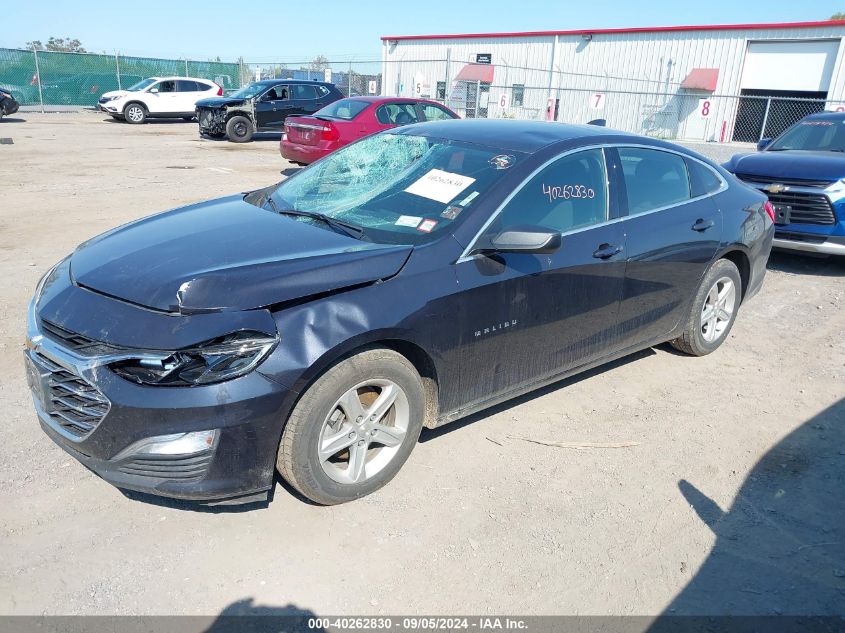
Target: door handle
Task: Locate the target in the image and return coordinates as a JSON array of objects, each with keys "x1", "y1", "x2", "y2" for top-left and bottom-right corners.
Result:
[
  {"x1": 692, "y1": 218, "x2": 715, "y2": 232},
  {"x1": 592, "y1": 243, "x2": 623, "y2": 259}
]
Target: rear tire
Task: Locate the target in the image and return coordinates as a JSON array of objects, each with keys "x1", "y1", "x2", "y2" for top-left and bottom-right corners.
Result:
[
  {"x1": 670, "y1": 258, "x2": 742, "y2": 356},
  {"x1": 276, "y1": 348, "x2": 425, "y2": 505},
  {"x1": 226, "y1": 115, "x2": 254, "y2": 142},
  {"x1": 124, "y1": 102, "x2": 147, "y2": 124}
]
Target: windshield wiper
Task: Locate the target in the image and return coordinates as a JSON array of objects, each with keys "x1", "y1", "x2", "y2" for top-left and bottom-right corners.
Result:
[{"x1": 270, "y1": 202, "x2": 365, "y2": 239}]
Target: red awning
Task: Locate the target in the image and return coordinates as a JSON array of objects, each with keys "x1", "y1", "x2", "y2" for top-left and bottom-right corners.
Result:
[
  {"x1": 680, "y1": 68, "x2": 719, "y2": 91},
  {"x1": 454, "y1": 63, "x2": 495, "y2": 83}
]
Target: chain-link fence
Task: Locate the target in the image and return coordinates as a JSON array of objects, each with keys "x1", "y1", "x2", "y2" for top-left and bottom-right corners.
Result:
[
  {"x1": 376, "y1": 58, "x2": 845, "y2": 144},
  {"x1": 241, "y1": 60, "x2": 384, "y2": 97},
  {"x1": 0, "y1": 48, "x2": 244, "y2": 108},
  {"x1": 6, "y1": 49, "x2": 843, "y2": 140}
]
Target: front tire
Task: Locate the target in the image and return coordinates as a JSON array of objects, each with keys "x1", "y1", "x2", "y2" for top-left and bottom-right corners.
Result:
[
  {"x1": 277, "y1": 348, "x2": 425, "y2": 505},
  {"x1": 124, "y1": 102, "x2": 147, "y2": 124},
  {"x1": 226, "y1": 115, "x2": 254, "y2": 142},
  {"x1": 670, "y1": 258, "x2": 742, "y2": 356}
]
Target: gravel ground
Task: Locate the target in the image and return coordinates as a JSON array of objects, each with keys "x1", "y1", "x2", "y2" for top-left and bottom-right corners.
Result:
[{"x1": 0, "y1": 112, "x2": 843, "y2": 621}]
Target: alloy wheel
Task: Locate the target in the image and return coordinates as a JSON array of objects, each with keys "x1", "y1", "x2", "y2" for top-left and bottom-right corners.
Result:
[
  {"x1": 126, "y1": 105, "x2": 143, "y2": 122},
  {"x1": 317, "y1": 379, "x2": 409, "y2": 485},
  {"x1": 700, "y1": 276, "x2": 736, "y2": 343}
]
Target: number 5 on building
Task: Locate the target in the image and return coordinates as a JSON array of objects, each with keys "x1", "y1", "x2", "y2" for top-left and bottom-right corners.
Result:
[
  {"x1": 590, "y1": 93, "x2": 605, "y2": 110},
  {"x1": 698, "y1": 98, "x2": 713, "y2": 119}
]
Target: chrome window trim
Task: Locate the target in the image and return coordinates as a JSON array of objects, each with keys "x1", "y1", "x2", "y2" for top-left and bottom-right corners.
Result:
[{"x1": 457, "y1": 143, "x2": 728, "y2": 263}]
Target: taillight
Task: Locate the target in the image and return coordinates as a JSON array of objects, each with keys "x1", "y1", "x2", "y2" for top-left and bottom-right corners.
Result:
[
  {"x1": 763, "y1": 200, "x2": 775, "y2": 223},
  {"x1": 216, "y1": 86, "x2": 223, "y2": 96},
  {"x1": 320, "y1": 123, "x2": 339, "y2": 141}
]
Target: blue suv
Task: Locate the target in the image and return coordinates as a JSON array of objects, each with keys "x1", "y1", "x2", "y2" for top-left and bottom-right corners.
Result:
[{"x1": 724, "y1": 111, "x2": 845, "y2": 257}]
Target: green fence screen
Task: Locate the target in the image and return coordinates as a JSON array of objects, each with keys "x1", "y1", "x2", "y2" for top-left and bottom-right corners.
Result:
[{"x1": 0, "y1": 48, "x2": 243, "y2": 106}]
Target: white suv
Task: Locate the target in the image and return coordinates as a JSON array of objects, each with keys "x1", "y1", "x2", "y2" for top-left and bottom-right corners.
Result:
[{"x1": 98, "y1": 77, "x2": 222, "y2": 124}]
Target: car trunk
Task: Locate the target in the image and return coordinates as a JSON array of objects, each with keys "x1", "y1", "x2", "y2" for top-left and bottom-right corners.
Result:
[{"x1": 285, "y1": 116, "x2": 346, "y2": 146}]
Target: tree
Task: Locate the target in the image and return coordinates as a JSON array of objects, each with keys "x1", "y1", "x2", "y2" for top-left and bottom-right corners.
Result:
[
  {"x1": 831, "y1": 12, "x2": 845, "y2": 19},
  {"x1": 26, "y1": 37, "x2": 87, "y2": 53},
  {"x1": 309, "y1": 55, "x2": 329, "y2": 72}
]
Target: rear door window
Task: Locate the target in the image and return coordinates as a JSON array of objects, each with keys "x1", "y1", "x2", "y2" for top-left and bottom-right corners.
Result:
[
  {"x1": 618, "y1": 147, "x2": 691, "y2": 215},
  {"x1": 685, "y1": 158, "x2": 723, "y2": 197},
  {"x1": 376, "y1": 103, "x2": 419, "y2": 125},
  {"x1": 176, "y1": 80, "x2": 199, "y2": 92},
  {"x1": 420, "y1": 103, "x2": 456, "y2": 121},
  {"x1": 293, "y1": 84, "x2": 318, "y2": 100}
]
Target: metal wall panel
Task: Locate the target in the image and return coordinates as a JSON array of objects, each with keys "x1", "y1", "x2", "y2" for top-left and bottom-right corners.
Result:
[{"x1": 384, "y1": 25, "x2": 845, "y2": 141}]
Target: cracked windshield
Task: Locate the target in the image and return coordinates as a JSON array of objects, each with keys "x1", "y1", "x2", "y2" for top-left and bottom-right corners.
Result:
[{"x1": 269, "y1": 133, "x2": 523, "y2": 244}]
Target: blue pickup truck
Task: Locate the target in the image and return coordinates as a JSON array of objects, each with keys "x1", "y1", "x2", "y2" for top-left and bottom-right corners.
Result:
[{"x1": 723, "y1": 111, "x2": 845, "y2": 257}]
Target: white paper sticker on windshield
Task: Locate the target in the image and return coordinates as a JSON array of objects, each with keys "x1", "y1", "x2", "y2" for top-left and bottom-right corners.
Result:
[
  {"x1": 404, "y1": 169, "x2": 476, "y2": 204},
  {"x1": 395, "y1": 215, "x2": 422, "y2": 227}
]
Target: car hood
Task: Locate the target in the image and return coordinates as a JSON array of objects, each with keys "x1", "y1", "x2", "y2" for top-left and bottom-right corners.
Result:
[
  {"x1": 101, "y1": 90, "x2": 129, "y2": 99},
  {"x1": 725, "y1": 151, "x2": 845, "y2": 182},
  {"x1": 196, "y1": 96, "x2": 248, "y2": 109},
  {"x1": 69, "y1": 195, "x2": 412, "y2": 314}
]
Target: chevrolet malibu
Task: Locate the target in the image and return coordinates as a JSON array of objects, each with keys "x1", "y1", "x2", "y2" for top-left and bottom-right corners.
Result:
[{"x1": 24, "y1": 120, "x2": 774, "y2": 505}]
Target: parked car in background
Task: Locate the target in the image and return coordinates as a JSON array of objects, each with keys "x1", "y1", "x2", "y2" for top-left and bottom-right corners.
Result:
[
  {"x1": 25, "y1": 120, "x2": 773, "y2": 506},
  {"x1": 42, "y1": 72, "x2": 144, "y2": 106},
  {"x1": 281, "y1": 96, "x2": 459, "y2": 164},
  {"x1": 723, "y1": 111, "x2": 845, "y2": 256},
  {"x1": 196, "y1": 80, "x2": 343, "y2": 143},
  {"x1": 0, "y1": 90, "x2": 19, "y2": 119},
  {"x1": 98, "y1": 77, "x2": 223, "y2": 124}
]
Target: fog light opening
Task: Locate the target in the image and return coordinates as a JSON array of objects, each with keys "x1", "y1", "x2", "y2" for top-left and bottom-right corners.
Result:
[{"x1": 114, "y1": 429, "x2": 218, "y2": 460}]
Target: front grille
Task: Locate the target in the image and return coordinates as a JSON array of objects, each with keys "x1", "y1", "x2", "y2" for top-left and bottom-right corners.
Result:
[
  {"x1": 736, "y1": 174, "x2": 837, "y2": 225},
  {"x1": 40, "y1": 319, "x2": 117, "y2": 355},
  {"x1": 765, "y1": 191, "x2": 836, "y2": 225},
  {"x1": 116, "y1": 453, "x2": 213, "y2": 480},
  {"x1": 34, "y1": 353, "x2": 109, "y2": 438},
  {"x1": 736, "y1": 174, "x2": 836, "y2": 189}
]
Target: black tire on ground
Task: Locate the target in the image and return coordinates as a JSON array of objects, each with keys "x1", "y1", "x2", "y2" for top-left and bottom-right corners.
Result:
[
  {"x1": 225, "y1": 115, "x2": 254, "y2": 142},
  {"x1": 670, "y1": 258, "x2": 742, "y2": 357},
  {"x1": 123, "y1": 102, "x2": 147, "y2": 124},
  {"x1": 276, "y1": 348, "x2": 426, "y2": 505}
]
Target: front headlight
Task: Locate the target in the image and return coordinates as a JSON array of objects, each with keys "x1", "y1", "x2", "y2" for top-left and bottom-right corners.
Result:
[
  {"x1": 34, "y1": 256, "x2": 69, "y2": 305},
  {"x1": 111, "y1": 331, "x2": 278, "y2": 386}
]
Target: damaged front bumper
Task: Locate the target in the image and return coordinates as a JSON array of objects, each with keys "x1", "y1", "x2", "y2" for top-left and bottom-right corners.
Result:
[
  {"x1": 197, "y1": 107, "x2": 227, "y2": 136},
  {"x1": 24, "y1": 287, "x2": 294, "y2": 503}
]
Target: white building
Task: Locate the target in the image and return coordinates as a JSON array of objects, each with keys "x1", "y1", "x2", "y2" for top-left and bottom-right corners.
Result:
[{"x1": 380, "y1": 20, "x2": 845, "y2": 142}]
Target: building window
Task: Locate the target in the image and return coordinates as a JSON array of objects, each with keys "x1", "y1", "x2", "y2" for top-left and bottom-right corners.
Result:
[
  {"x1": 436, "y1": 81, "x2": 446, "y2": 100},
  {"x1": 512, "y1": 84, "x2": 525, "y2": 107}
]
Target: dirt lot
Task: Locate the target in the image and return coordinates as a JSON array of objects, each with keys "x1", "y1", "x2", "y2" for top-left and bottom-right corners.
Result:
[{"x1": 1, "y1": 112, "x2": 843, "y2": 619}]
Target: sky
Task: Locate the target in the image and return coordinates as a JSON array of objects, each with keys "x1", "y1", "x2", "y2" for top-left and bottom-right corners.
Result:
[{"x1": 2, "y1": 0, "x2": 843, "y2": 63}]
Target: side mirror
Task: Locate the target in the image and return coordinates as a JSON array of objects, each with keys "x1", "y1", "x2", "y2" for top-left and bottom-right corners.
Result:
[
  {"x1": 757, "y1": 138, "x2": 772, "y2": 151},
  {"x1": 149, "y1": 87, "x2": 159, "y2": 94},
  {"x1": 490, "y1": 226, "x2": 561, "y2": 255}
]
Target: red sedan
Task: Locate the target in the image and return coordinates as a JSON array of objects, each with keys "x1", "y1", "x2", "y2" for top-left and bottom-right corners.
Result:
[{"x1": 281, "y1": 96, "x2": 459, "y2": 165}]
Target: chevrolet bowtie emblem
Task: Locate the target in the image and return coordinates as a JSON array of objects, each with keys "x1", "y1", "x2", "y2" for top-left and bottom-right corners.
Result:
[{"x1": 765, "y1": 183, "x2": 787, "y2": 194}]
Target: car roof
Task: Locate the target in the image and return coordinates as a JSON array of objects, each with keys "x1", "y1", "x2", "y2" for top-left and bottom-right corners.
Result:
[
  {"x1": 395, "y1": 119, "x2": 626, "y2": 153},
  {"x1": 802, "y1": 111, "x2": 845, "y2": 122},
  {"x1": 146, "y1": 76, "x2": 216, "y2": 82},
  {"x1": 342, "y1": 96, "x2": 434, "y2": 104},
  {"x1": 254, "y1": 79, "x2": 333, "y2": 86}
]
